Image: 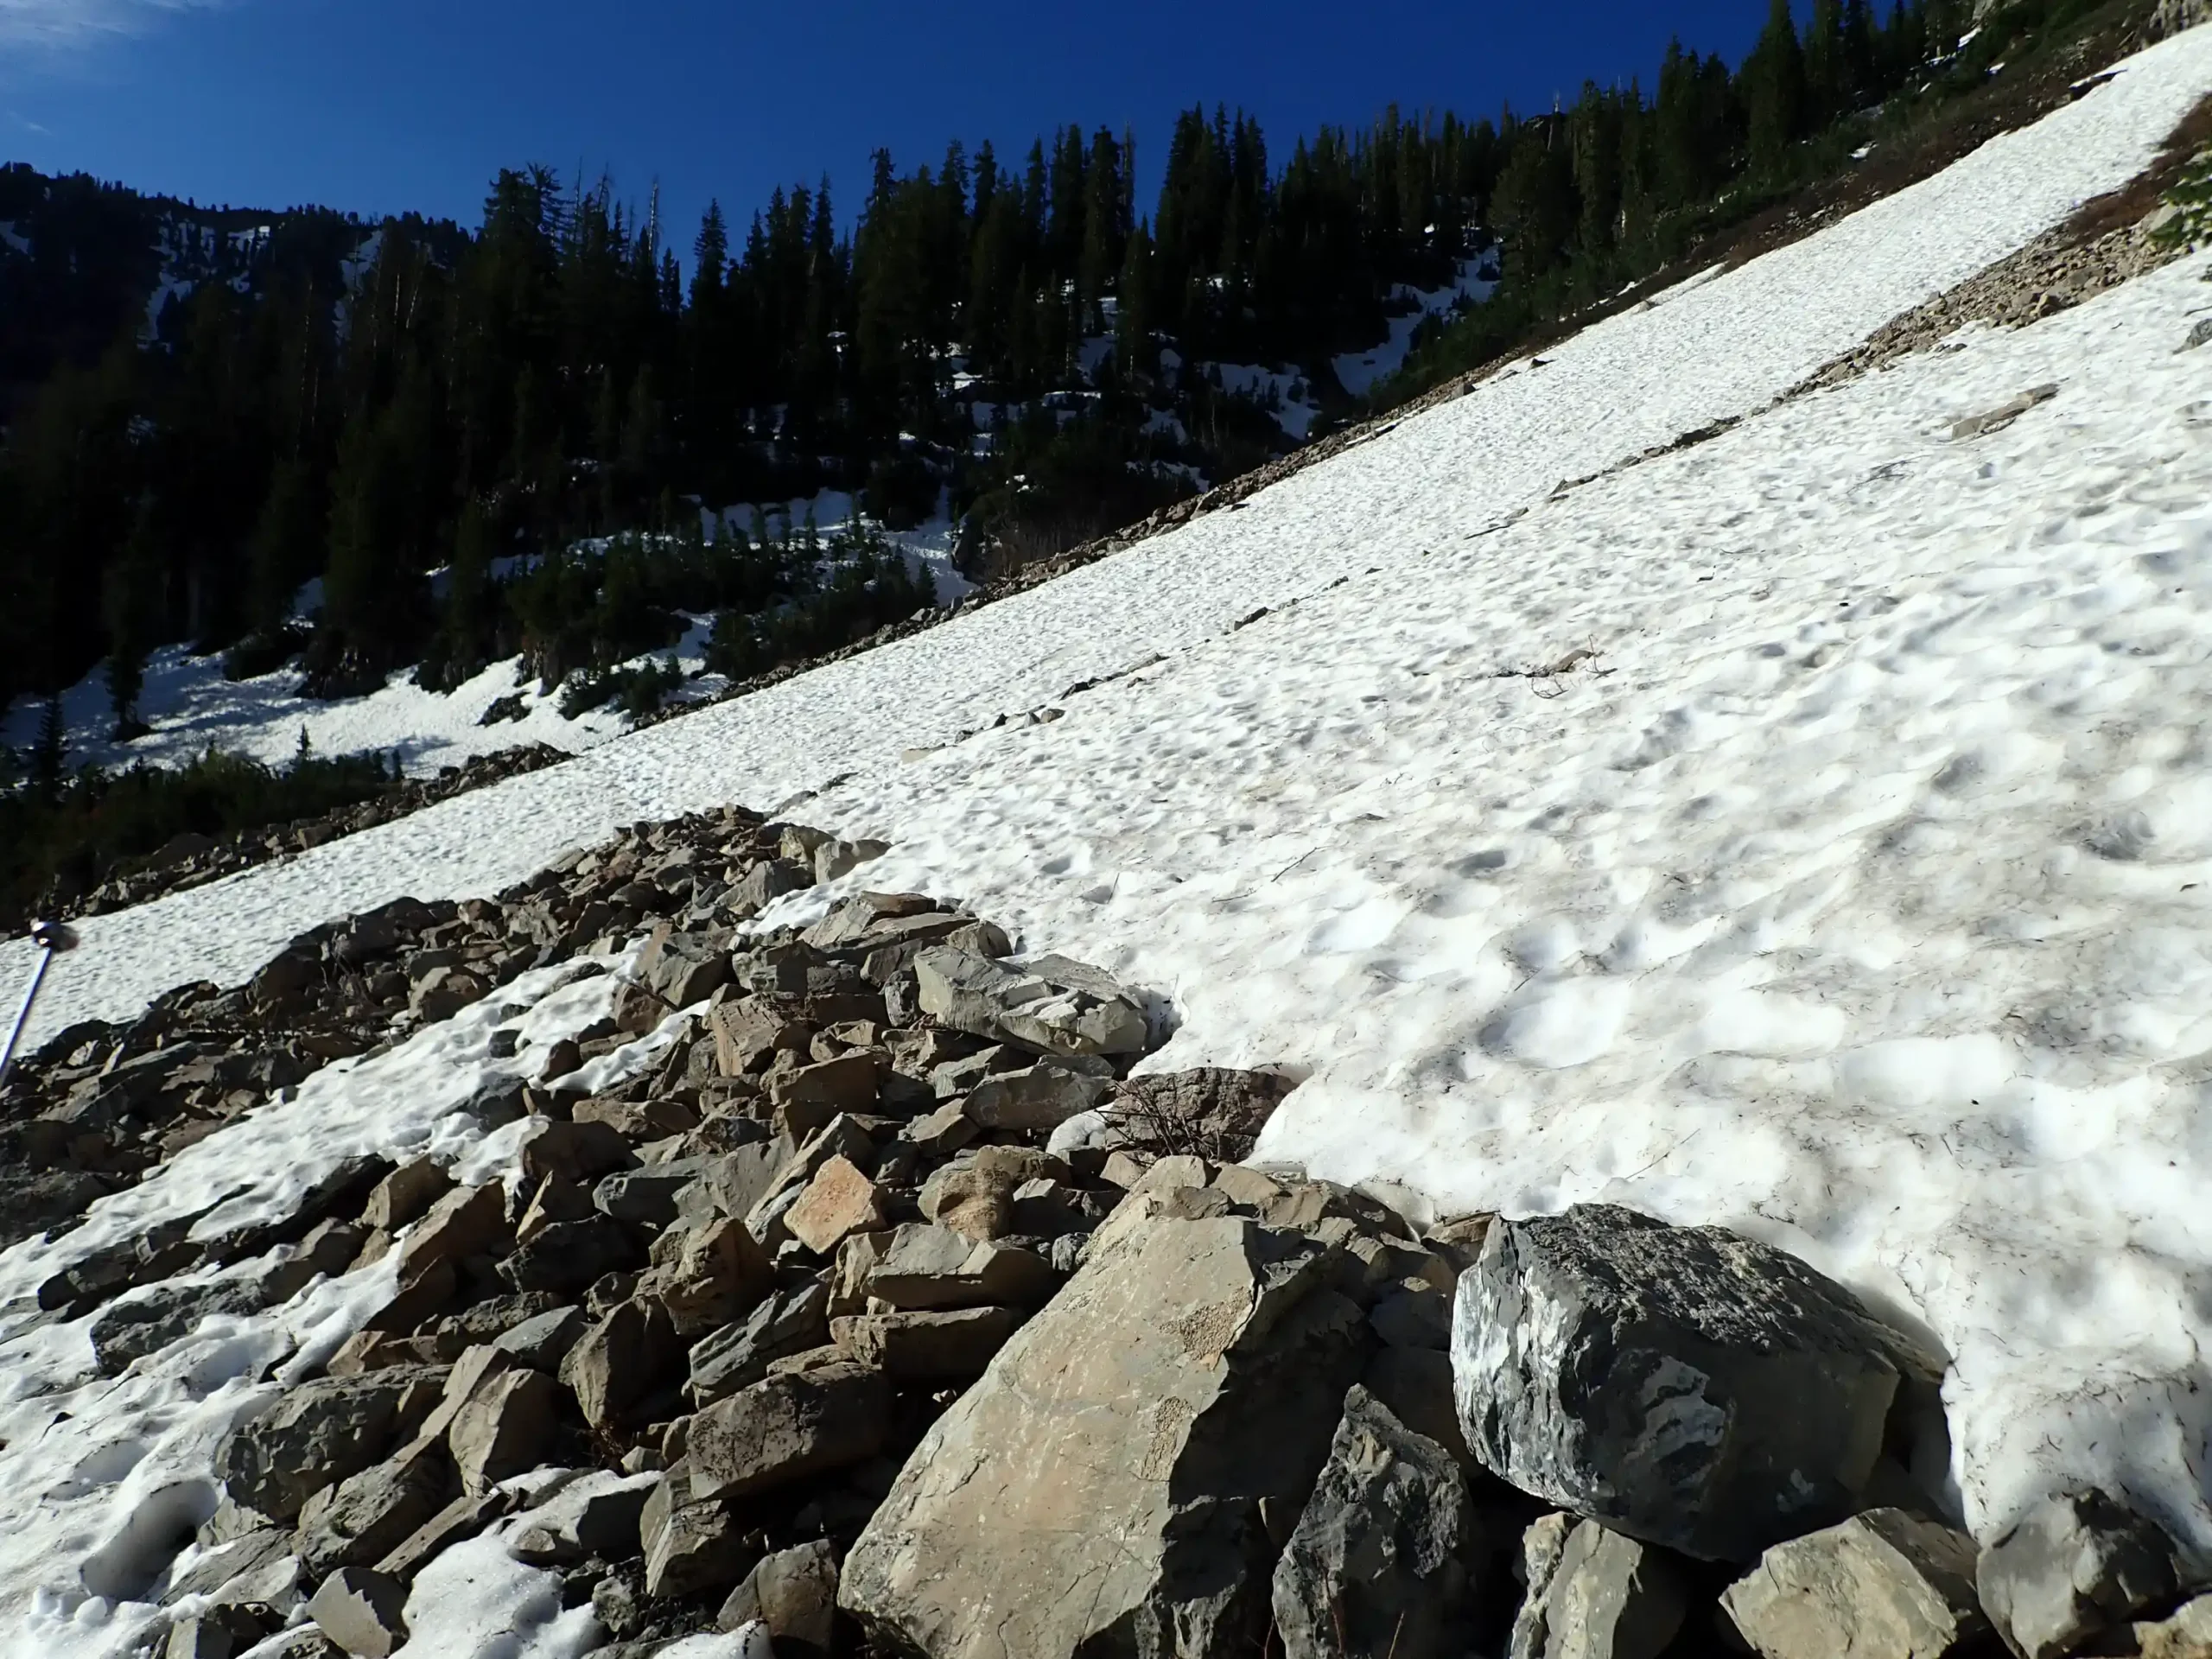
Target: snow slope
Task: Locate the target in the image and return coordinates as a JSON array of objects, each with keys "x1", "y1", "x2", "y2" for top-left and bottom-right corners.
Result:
[
  {"x1": 0, "y1": 496, "x2": 972, "y2": 778},
  {"x1": 6, "y1": 27, "x2": 2212, "y2": 1646}
]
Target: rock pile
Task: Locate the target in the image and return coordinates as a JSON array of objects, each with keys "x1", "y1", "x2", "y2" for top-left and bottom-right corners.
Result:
[{"x1": 17, "y1": 811, "x2": 2212, "y2": 1659}]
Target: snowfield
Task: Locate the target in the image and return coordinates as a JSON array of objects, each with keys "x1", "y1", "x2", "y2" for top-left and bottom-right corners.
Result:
[{"x1": 8, "y1": 23, "x2": 2212, "y2": 1654}]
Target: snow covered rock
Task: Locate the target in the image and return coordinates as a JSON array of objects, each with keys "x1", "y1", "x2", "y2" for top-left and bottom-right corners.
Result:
[
  {"x1": 1269, "y1": 1384, "x2": 1484, "y2": 1659},
  {"x1": 912, "y1": 946, "x2": 1148, "y2": 1058},
  {"x1": 305, "y1": 1565, "x2": 409, "y2": 1657},
  {"x1": 1974, "y1": 1489, "x2": 2183, "y2": 1659},
  {"x1": 1452, "y1": 1205, "x2": 1942, "y2": 1562},
  {"x1": 1719, "y1": 1508, "x2": 1987, "y2": 1659},
  {"x1": 836, "y1": 1213, "x2": 1371, "y2": 1659}
]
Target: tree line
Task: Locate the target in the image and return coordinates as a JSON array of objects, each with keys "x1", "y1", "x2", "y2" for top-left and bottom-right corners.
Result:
[{"x1": 0, "y1": 0, "x2": 2043, "y2": 741}]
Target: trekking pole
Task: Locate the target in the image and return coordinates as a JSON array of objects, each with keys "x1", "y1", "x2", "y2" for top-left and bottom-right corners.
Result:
[{"x1": 1, "y1": 919, "x2": 79, "y2": 1089}]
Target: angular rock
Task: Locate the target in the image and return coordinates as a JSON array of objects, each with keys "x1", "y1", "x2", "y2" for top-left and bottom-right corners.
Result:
[
  {"x1": 1453, "y1": 1205, "x2": 1938, "y2": 1561},
  {"x1": 214, "y1": 1366, "x2": 446, "y2": 1522},
  {"x1": 783, "y1": 1154, "x2": 887, "y2": 1255},
  {"x1": 373, "y1": 1489, "x2": 509, "y2": 1580},
  {"x1": 518, "y1": 1118, "x2": 638, "y2": 1185},
  {"x1": 840, "y1": 1214, "x2": 1373, "y2": 1659},
  {"x1": 913, "y1": 946, "x2": 1148, "y2": 1058},
  {"x1": 864, "y1": 1224, "x2": 1060, "y2": 1311},
  {"x1": 360, "y1": 1160, "x2": 453, "y2": 1232},
  {"x1": 396, "y1": 1181, "x2": 510, "y2": 1278},
  {"x1": 307, "y1": 1566, "x2": 409, "y2": 1658},
  {"x1": 92, "y1": 1279, "x2": 266, "y2": 1375},
  {"x1": 1109, "y1": 1068, "x2": 1300, "y2": 1162},
  {"x1": 689, "y1": 1362, "x2": 892, "y2": 1500},
  {"x1": 719, "y1": 1540, "x2": 840, "y2": 1657},
  {"x1": 1272, "y1": 1386, "x2": 1481, "y2": 1659},
  {"x1": 518, "y1": 1470, "x2": 658, "y2": 1564},
  {"x1": 492, "y1": 1306, "x2": 590, "y2": 1370},
  {"x1": 1363, "y1": 1345, "x2": 1472, "y2": 1466},
  {"x1": 638, "y1": 925, "x2": 732, "y2": 1008},
  {"x1": 2113, "y1": 1592, "x2": 2212, "y2": 1659},
  {"x1": 830, "y1": 1306, "x2": 1022, "y2": 1379},
  {"x1": 964, "y1": 1061, "x2": 1113, "y2": 1131},
  {"x1": 638, "y1": 1215, "x2": 775, "y2": 1338},
  {"x1": 409, "y1": 965, "x2": 485, "y2": 1022},
  {"x1": 592, "y1": 1166, "x2": 698, "y2": 1226},
  {"x1": 1722, "y1": 1507, "x2": 1987, "y2": 1659},
  {"x1": 689, "y1": 1280, "x2": 833, "y2": 1406},
  {"x1": 710, "y1": 999, "x2": 810, "y2": 1077},
  {"x1": 1976, "y1": 1489, "x2": 2180, "y2": 1659},
  {"x1": 449, "y1": 1366, "x2": 559, "y2": 1493},
  {"x1": 1511, "y1": 1518, "x2": 1686, "y2": 1659},
  {"x1": 560, "y1": 1300, "x2": 680, "y2": 1433},
  {"x1": 643, "y1": 1480, "x2": 753, "y2": 1599},
  {"x1": 499, "y1": 1215, "x2": 644, "y2": 1297}
]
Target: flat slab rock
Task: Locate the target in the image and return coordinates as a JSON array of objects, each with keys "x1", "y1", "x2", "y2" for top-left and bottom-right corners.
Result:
[
  {"x1": 1452, "y1": 1204, "x2": 1942, "y2": 1562},
  {"x1": 839, "y1": 1211, "x2": 1372, "y2": 1658}
]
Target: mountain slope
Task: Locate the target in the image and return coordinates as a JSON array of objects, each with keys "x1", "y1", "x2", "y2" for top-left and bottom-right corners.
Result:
[{"x1": 4, "y1": 21, "x2": 2212, "y2": 1625}]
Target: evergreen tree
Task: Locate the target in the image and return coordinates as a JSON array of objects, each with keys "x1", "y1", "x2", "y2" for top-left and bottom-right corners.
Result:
[
  {"x1": 1747, "y1": 0, "x2": 1809, "y2": 179},
  {"x1": 103, "y1": 493, "x2": 162, "y2": 737}
]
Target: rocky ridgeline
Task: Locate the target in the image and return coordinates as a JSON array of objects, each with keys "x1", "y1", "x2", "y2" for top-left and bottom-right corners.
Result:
[
  {"x1": 10, "y1": 812, "x2": 2212, "y2": 1659},
  {"x1": 22, "y1": 743, "x2": 576, "y2": 931}
]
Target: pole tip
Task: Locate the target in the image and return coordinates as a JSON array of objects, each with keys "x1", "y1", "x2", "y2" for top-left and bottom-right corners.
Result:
[{"x1": 28, "y1": 920, "x2": 78, "y2": 951}]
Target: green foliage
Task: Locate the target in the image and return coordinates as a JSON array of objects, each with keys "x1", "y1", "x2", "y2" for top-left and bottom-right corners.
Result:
[
  {"x1": 0, "y1": 744, "x2": 400, "y2": 925},
  {"x1": 703, "y1": 524, "x2": 936, "y2": 681}
]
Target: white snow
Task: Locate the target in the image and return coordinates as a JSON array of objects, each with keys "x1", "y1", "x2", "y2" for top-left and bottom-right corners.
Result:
[
  {"x1": 1332, "y1": 251, "x2": 1503, "y2": 398},
  {"x1": 8, "y1": 24, "x2": 2212, "y2": 1653},
  {"x1": 1, "y1": 492, "x2": 970, "y2": 777},
  {"x1": 0, "y1": 221, "x2": 29, "y2": 257},
  {"x1": 1205, "y1": 361, "x2": 1324, "y2": 439}
]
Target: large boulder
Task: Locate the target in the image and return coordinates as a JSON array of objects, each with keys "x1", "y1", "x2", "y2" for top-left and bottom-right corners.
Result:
[
  {"x1": 1270, "y1": 1385, "x2": 1484, "y2": 1659},
  {"x1": 213, "y1": 1367, "x2": 446, "y2": 1522},
  {"x1": 838, "y1": 1212, "x2": 1373, "y2": 1658},
  {"x1": 1452, "y1": 1205, "x2": 1940, "y2": 1562},
  {"x1": 912, "y1": 947, "x2": 1148, "y2": 1058}
]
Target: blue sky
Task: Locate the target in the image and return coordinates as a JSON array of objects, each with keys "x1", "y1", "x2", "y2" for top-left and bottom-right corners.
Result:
[{"x1": 1, "y1": 0, "x2": 1771, "y2": 249}]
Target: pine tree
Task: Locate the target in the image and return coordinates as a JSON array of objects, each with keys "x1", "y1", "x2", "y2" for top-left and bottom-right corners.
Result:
[
  {"x1": 1747, "y1": 0, "x2": 1808, "y2": 180},
  {"x1": 103, "y1": 494, "x2": 162, "y2": 737}
]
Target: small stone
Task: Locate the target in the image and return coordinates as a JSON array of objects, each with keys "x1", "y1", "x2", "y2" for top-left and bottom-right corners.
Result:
[
  {"x1": 1722, "y1": 1508, "x2": 1986, "y2": 1659},
  {"x1": 307, "y1": 1567, "x2": 410, "y2": 1658},
  {"x1": 637, "y1": 1216, "x2": 775, "y2": 1338},
  {"x1": 901, "y1": 1100, "x2": 977, "y2": 1156},
  {"x1": 963, "y1": 1062, "x2": 1112, "y2": 1131},
  {"x1": 864, "y1": 1225, "x2": 1060, "y2": 1311},
  {"x1": 784, "y1": 1154, "x2": 887, "y2": 1255}
]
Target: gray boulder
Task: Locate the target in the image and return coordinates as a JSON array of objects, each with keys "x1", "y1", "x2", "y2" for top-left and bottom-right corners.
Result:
[
  {"x1": 1721, "y1": 1507, "x2": 1986, "y2": 1659},
  {"x1": 718, "y1": 1540, "x2": 841, "y2": 1658},
  {"x1": 688, "y1": 1281, "x2": 831, "y2": 1405},
  {"x1": 838, "y1": 1212, "x2": 1373, "y2": 1658},
  {"x1": 688, "y1": 1361, "x2": 891, "y2": 1501},
  {"x1": 292, "y1": 1438, "x2": 454, "y2": 1577},
  {"x1": 1510, "y1": 1516, "x2": 1686, "y2": 1659},
  {"x1": 1976, "y1": 1489, "x2": 2181, "y2": 1659},
  {"x1": 214, "y1": 1367, "x2": 446, "y2": 1522},
  {"x1": 306, "y1": 1566, "x2": 409, "y2": 1658},
  {"x1": 1452, "y1": 1205, "x2": 1940, "y2": 1561},
  {"x1": 1271, "y1": 1385, "x2": 1483, "y2": 1659},
  {"x1": 913, "y1": 946, "x2": 1147, "y2": 1058}
]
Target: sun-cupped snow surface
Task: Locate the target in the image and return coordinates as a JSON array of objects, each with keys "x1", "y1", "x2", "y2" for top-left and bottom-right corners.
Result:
[
  {"x1": 1, "y1": 31, "x2": 2211, "y2": 1644},
  {"x1": 13, "y1": 28, "x2": 2211, "y2": 1044}
]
